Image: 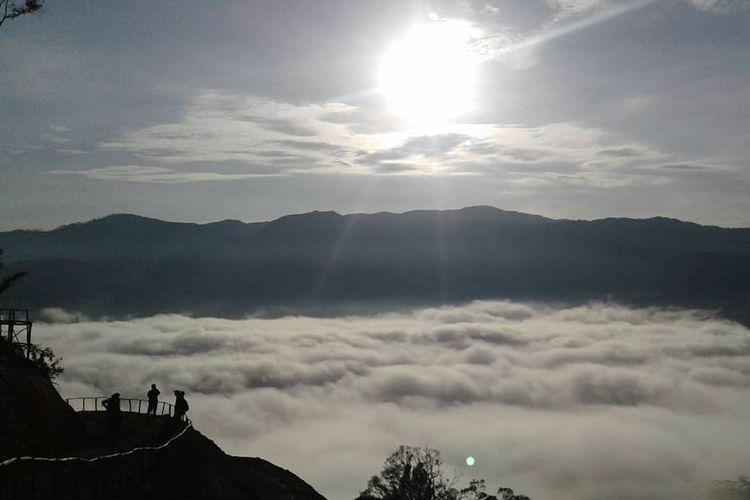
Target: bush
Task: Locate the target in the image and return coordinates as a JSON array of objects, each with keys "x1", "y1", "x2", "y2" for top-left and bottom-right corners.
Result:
[
  {"x1": 1, "y1": 337, "x2": 64, "y2": 380},
  {"x1": 355, "y1": 446, "x2": 529, "y2": 500},
  {"x1": 355, "y1": 446, "x2": 456, "y2": 500},
  {"x1": 711, "y1": 477, "x2": 750, "y2": 499},
  {"x1": 27, "y1": 342, "x2": 64, "y2": 380}
]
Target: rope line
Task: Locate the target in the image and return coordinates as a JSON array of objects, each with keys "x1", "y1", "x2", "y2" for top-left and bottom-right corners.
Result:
[
  {"x1": 0, "y1": 396, "x2": 192, "y2": 468},
  {"x1": 0, "y1": 422, "x2": 193, "y2": 468}
]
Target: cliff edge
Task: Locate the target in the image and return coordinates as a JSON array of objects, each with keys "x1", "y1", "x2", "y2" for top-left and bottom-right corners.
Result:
[{"x1": 0, "y1": 339, "x2": 327, "y2": 500}]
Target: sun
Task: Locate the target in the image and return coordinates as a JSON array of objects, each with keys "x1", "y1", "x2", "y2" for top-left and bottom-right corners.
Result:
[{"x1": 379, "y1": 20, "x2": 479, "y2": 127}]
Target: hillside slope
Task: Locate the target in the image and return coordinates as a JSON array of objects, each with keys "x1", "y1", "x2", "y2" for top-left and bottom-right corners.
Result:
[
  {"x1": 0, "y1": 340, "x2": 327, "y2": 500},
  {"x1": 0, "y1": 339, "x2": 82, "y2": 461}
]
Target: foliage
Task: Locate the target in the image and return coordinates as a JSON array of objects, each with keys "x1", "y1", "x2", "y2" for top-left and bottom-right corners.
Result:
[
  {"x1": 494, "y1": 488, "x2": 529, "y2": 500},
  {"x1": 458, "y1": 480, "x2": 529, "y2": 500},
  {"x1": 711, "y1": 477, "x2": 750, "y2": 499},
  {"x1": 0, "y1": 0, "x2": 43, "y2": 27},
  {"x1": 0, "y1": 246, "x2": 59, "y2": 379},
  {"x1": 26, "y1": 342, "x2": 64, "y2": 380},
  {"x1": 1, "y1": 336, "x2": 64, "y2": 380},
  {"x1": 0, "y1": 248, "x2": 27, "y2": 297},
  {"x1": 356, "y1": 446, "x2": 457, "y2": 500},
  {"x1": 355, "y1": 446, "x2": 530, "y2": 500}
]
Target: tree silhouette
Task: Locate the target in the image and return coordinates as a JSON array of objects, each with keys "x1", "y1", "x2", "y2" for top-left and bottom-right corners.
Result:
[
  {"x1": 356, "y1": 446, "x2": 456, "y2": 500},
  {"x1": 355, "y1": 446, "x2": 530, "y2": 500},
  {"x1": 0, "y1": 248, "x2": 61, "y2": 378},
  {"x1": 0, "y1": 0, "x2": 43, "y2": 28},
  {"x1": 711, "y1": 477, "x2": 750, "y2": 499},
  {"x1": 0, "y1": 248, "x2": 26, "y2": 297}
]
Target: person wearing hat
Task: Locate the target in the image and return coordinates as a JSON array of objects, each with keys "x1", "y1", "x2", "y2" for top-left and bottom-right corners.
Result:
[{"x1": 173, "y1": 390, "x2": 189, "y2": 423}]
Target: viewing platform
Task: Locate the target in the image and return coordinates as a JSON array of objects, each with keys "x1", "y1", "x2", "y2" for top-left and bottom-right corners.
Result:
[
  {"x1": 0, "y1": 396, "x2": 192, "y2": 500},
  {"x1": 0, "y1": 309, "x2": 32, "y2": 359},
  {"x1": 63, "y1": 397, "x2": 190, "y2": 458}
]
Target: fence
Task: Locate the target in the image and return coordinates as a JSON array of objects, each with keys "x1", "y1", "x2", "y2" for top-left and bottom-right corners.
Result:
[
  {"x1": 0, "y1": 397, "x2": 192, "y2": 499},
  {"x1": 65, "y1": 397, "x2": 176, "y2": 418}
]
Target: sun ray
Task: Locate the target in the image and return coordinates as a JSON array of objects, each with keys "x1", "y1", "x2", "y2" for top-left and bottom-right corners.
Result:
[{"x1": 496, "y1": 0, "x2": 659, "y2": 56}]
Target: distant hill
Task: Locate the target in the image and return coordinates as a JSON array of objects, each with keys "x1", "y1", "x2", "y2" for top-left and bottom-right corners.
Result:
[{"x1": 1, "y1": 207, "x2": 748, "y2": 323}]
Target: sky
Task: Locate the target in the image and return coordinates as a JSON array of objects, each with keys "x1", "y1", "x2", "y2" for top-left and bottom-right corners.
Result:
[
  {"x1": 37, "y1": 300, "x2": 750, "y2": 500},
  {"x1": 1, "y1": 0, "x2": 749, "y2": 230}
]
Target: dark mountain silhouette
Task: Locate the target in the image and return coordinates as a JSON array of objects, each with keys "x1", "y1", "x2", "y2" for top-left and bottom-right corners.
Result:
[
  {"x1": 1, "y1": 206, "x2": 748, "y2": 323},
  {"x1": 0, "y1": 339, "x2": 327, "y2": 500}
]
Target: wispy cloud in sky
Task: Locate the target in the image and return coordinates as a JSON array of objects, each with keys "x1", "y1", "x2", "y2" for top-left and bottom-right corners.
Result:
[
  {"x1": 96, "y1": 93, "x2": 365, "y2": 168},
  {"x1": 1, "y1": 0, "x2": 749, "y2": 227},
  {"x1": 51, "y1": 87, "x2": 721, "y2": 188},
  {"x1": 49, "y1": 165, "x2": 283, "y2": 184}
]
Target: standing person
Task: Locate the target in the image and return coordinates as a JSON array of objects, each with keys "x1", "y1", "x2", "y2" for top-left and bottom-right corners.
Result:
[
  {"x1": 173, "y1": 390, "x2": 189, "y2": 423},
  {"x1": 101, "y1": 392, "x2": 122, "y2": 440},
  {"x1": 146, "y1": 384, "x2": 160, "y2": 416}
]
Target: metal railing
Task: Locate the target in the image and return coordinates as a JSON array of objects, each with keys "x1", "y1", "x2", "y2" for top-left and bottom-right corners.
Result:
[
  {"x1": 0, "y1": 309, "x2": 33, "y2": 359},
  {"x1": 0, "y1": 397, "x2": 192, "y2": 499},
  {"x1": 0, "y1": 309, "x2": 30, "y2": 323},
  {"x1": 65, "y1": 397, "x2": 176, "y2": 418}
]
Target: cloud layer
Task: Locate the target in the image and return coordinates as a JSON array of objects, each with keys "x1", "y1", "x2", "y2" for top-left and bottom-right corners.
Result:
[{"x1": 35, "y1": 301, "x2": 750, "y2": 500}]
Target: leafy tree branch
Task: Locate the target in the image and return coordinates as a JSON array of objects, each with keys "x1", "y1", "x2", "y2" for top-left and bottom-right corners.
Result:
[
  {"x1": 0, "y1": 0, "x2": 44, "y2": 28},
  {"x1": 355, "y1": 446, "x2": 530, "y2": 500}
]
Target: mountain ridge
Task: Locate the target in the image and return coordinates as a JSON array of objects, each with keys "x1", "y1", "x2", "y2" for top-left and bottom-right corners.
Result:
[
  {"x1": 8, "y1": 205, "x2": 746, "y2": 238},
  {"x1": 1, "y1": 207, "x2": 748, "y2": 324}
]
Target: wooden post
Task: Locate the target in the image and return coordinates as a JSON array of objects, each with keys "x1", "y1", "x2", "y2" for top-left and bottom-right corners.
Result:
[{"x1": 25, "y1": 324, "x2": 31, "y2": 359}]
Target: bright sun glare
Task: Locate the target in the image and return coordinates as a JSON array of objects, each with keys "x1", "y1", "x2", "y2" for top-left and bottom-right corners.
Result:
[{"x1": 379, "y1": 20, "x2": 479, "y2": 127}]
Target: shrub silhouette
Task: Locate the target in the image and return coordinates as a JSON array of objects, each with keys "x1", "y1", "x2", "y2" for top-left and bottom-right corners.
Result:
[
  {"x1": 354, "y1": 446, "x2": 529, "y2": 500},
  {"x1": 0, "y1": 247, "x2": 26, "y2": 297},
  {"x1": 355, "y1": 446, "x2": 453, "y2": 500},
  {"x1": 0, "y1": 0, "x2": 44, "y2": 28},
  {"x1": 711, "y1": 477, "x2": 750, "y2": 499},
  {"x1": 1, "y1": 247, "x2": 61, "y2": 379},
  {"x1": 27, "y1": 342, "x2": 64, "y2": 380}
]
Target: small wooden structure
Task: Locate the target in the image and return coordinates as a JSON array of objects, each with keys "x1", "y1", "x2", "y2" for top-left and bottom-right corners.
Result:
[{"x1": 0, "y1": 308, "x2": 33, "y2": 358}]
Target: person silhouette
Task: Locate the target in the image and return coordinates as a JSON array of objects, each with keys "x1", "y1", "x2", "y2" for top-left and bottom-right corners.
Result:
[
  {"x1": 173, "y1": 390, "x2": 189, "y2": 423},
  {"x1": 101, "y1": 392, "x2": 122, "y2": 439},
  {"x1": 147, "y1": 384, "x2": 160, "y2": 416}
]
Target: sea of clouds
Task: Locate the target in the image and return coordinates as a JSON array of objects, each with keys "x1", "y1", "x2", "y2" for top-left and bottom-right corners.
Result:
[{"x1": 35, "y1": 301, "x2": 750, "y2": 500}]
